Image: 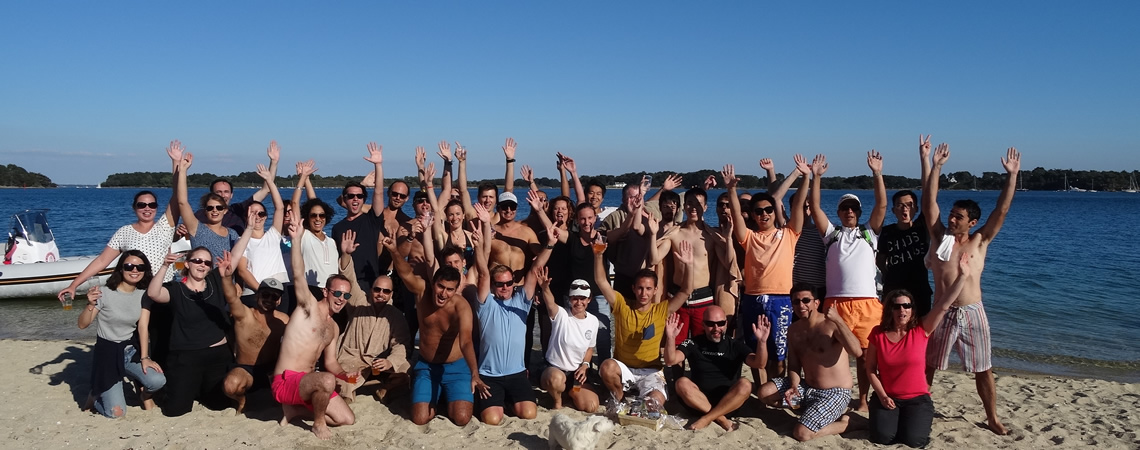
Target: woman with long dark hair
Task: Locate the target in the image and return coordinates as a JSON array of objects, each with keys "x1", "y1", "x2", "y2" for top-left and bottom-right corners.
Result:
[{"x1": 78, "y1": 250, "x2": 166, "y2": 418}]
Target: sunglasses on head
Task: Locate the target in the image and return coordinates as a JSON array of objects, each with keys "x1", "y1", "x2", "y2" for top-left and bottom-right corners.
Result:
[
  {"x1": 135, "y1": 202, "x2": 158, "y2": 210},
  {"x1": 491, "y1": 280, "x2": 512, "y2": 289},
  {"x1": 570, "y1": 283, "x2": 590, "y2": 290},
  {"x1": 891, "y1": 303, "x2": 913, "y2": 310},
  {"x1": 703, "y1": 320, "x2": 728, "y2": 327},
  {"x1": 372, "y1": 287, "x2": 393, "y2": 294},
  {"x1": 309, "y1": 213, "x2": 328, "y2": 219},
  {"x1": 344, "y1": 193, "x2": 366, "y2": 200},
  {"x1": 204, "y1": 204, "x2": 228, "y2": 212},
  {"x1": 122, "y1": 263, "x2": 148, "y2": 272},
  {"x1": 794, "y1": 297, "x2": 814, "y2": 305},
  {"x1": 188, "y1": 258, "x2": 212, "y2": 266},
  {"x1": 753, "y1": 206, "x2": 775, "y2": 215},
  {"x1": 330, "y1": 290, "x2": 352, "y2": 300},
  {"x1": 389, "y1": 192, "x2": 408, "y2": 199}
]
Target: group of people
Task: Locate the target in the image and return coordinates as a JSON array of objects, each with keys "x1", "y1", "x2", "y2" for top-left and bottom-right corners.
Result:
[{"x1": 63, "y1": 135, "x2": 1022, "y2": 445}]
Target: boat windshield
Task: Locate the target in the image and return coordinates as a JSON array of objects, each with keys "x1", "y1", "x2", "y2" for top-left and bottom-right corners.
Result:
[{"x1": 10, "y1": 210, "x2": 55, "y2": 244}]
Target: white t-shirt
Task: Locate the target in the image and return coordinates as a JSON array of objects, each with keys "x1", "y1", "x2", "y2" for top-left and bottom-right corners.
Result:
[
  {"x1": 301, "y1": 229, "x2": 338, "y2": 287},
  {"x1": 545, "y1": 305, "x2": 600, "y2": 372},
  {"x1": 822, "y1": 221, "x2": 879, "y2": 298},
  {"x1": 242, "y1": 227, "x2": 289, "y2": 295},
  {"x1": 106, "y1": 215, "x2": 176, "y2": 282}
]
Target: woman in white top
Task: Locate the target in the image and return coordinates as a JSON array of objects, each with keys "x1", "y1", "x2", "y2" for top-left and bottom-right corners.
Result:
[
  {"x1": 536, "y1": 269, "x2": 600, "y2": 413},
  {"x1": 299, "y1": 197, "x2": 338, "y2": 288},
  {"x1": 234, "y1": 163, "x2": 288, "y2": 305},
  {"x1": 58, "y1": 141, "x2": 183, "y2": 301}
]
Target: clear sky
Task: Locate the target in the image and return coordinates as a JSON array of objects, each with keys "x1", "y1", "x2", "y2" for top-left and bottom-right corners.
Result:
[{"x1": 1, "y1": 1, "x2": 1137, "y2": 185}]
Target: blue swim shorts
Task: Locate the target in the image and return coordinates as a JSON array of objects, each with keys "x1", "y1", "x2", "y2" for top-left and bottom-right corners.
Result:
[{"x1": 412, "y1": 359, "x2": 474, "y2": 405}]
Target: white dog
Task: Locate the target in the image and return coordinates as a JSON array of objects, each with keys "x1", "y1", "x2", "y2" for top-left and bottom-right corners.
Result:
[{"x1": 548, "y1": 414, "x2": 615, "y2": 450}]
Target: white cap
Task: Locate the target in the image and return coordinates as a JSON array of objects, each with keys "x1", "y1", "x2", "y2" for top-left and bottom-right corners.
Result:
[
  {"x1": 498, "y1": 191, "x2": 518, "y2": 204},
  {"x1": 838, "y1": 193, "x2": 861, "y2": 209},
  {"x1": 568, "y1": 279, "x2": 591, "y2": 298}
]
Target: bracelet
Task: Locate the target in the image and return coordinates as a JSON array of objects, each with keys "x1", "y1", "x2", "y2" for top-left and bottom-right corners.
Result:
[
  {"x1": 579, "y1": 362, "x2": 589, "y2": 367},
  {"x1": 142, "y1": 356, "x2": 152, "y2": 361},
  {"x1": 545, "y1": 244, "x2": 555, "y2": 249},
  {"x1": 506, "y1": 158, "x2": 516, "y2": 163}
]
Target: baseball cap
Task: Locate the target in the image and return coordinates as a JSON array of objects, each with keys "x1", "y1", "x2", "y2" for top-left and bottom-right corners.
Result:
[
  {"x1": 838, "y1": 193, "x2": 861, "y2": 209},
  {"x1": 498, "y1": 191, "x2": 518, "y2": 205},
  {"x1": 568, "y1": 279, "x2": 591, "y2": 298},
  {"x1": 259, "y1": 278, "x2": 285, "y2": 293}
]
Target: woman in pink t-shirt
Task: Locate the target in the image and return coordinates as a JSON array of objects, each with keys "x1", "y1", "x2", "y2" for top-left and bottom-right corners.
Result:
[{"x1": 866, "y1": 253, "x2": 970, "y2": 448}]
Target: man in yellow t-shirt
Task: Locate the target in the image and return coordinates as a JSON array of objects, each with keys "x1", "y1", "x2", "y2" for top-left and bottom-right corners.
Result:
[{"x1": 593, "y1": 238, "x2": 694, "y2": 406}]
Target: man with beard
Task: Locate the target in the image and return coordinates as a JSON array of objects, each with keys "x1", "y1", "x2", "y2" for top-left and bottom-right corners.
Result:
[
  {"x1": 664, "y1": 306, "x2": 769, "y2": 431},
  {"x1": 333, "y1": 142, "x2": 390, "y2": 292},
  {"x1": 219, "y1": 254, "x2": 290, "y2": 415}
]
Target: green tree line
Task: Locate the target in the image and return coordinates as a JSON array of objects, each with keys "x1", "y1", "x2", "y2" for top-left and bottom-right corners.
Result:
[
  {"x1": 0, "y1": 164, "x2": 55, "y2": 187},
  {"x1": 97, "y1": 167, "x2": 1140, "y2": 191}
]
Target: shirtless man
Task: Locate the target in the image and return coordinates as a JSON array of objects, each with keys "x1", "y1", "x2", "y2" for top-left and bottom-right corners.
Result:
[
  {"x1": 651, "y1": 187, "x2": 734, "y2": 346},
  {"x1": 758, "y1": 283, "x2": 862, "y2": 442},
  {"x1": 922, "y1": 144, "x2": 1020, "y2": 435},
  {"x1": 218, "y1": 214, "x2": 291, "y2": 414},
  {"x1": 273, "y1": 209, "x2": 359, "y2": 440},
  {"x1": 383, "y1": 233, "x2": 483, "y2": 426},
  {"x1": 489, "y1": 191, "x2": 540, "y2": 283}
]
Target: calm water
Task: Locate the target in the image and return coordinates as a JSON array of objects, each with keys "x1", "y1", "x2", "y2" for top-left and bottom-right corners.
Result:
[{"x1": 2, "y1": 186, "x2": 1138, "y2": 382}]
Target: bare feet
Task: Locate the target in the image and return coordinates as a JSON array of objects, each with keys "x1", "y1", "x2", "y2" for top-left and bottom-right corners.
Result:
[
  {"x1": 853, "y1": 398, "x2": 869, "y2": 412},
  {"x1": 715, "y1": 417, "x2": 738, "y2": 432},
  {"x1": 311, "y1": 423, "x2": 333, "y2": 440},
  {"x1": 235, "y1": 397, "x2": 246, "y2": 415},
  {"x1": 987, "y1": 419, "x2": 1009, "y2": 435},
  {"x1": 140, "y1": 391, "x2": 156, "y2": 411},
  {"x1": 279, "y1": 405, "x2": 305, "y2": 427},
  {"x1": 687, "y1": 417, "x2": 712, "y2": 431},
  {"x1": 82, "y1": 395, "x2": 94, "y2": 412}
]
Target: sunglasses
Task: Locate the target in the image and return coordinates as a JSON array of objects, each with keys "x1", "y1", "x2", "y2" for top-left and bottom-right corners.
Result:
[
  {"x1": 330, "y1": 290, "x2": 352, "y2": 300},
  {"x1": 414, "y1": 197, "x2": 431, "y2": 204},
  {"x1": 717, "y1": 202, "x2": 730, "y2": 209},
  {"x1": 204, "y1": 204, "x2": 228, "y2": 212},
  {"x1": 703, "y1": 320, "x2": 728, "y2": 327},
  {"x1": 794, "y1": 297, "x2": 814, "y2": 305},
  {"x1": 309, "y1": 213, "x2": 328, "y2": 219},
  {"x1": 840, "y1": 205, "x2": 861, "y2": 212},
  {"x1": 122, "y1": 263, "x2": 148, "y2": 272},
  {"x1": 498, "y1": 203, "x2": 518, "y2": 211},
  {"x1": 344, "y1": 193, "x2": 366, "y2": 200},
  {"x1": 753, "y1": 206, "x2": 776, "y2": 216},
  {"x1": 135, "y1": 202, "x2": 158, "y2": 210},
  {"x1": 491, "y1": 280, "x2": 513, "y2": 289},
  {"x1": 255, "y1": 211, "x2": 268, "y2": 218},
  {"x1": 389, "y1": 192, "x2": 408, "y2": 199},
  {"x1": 188, "y1": 258, "x2": 212, "y2": 266},
  {"x1": 570, "y1": 283, "x2": 590, "y2": 290},
  {"x1": 891, "y1": 303, "x2": 913, "y2": 310},
  {"x1": 372, "y1": 287, "x2": 393, "y2": 294}
]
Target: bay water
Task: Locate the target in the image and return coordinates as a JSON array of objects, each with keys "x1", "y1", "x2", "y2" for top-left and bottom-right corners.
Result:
[{"x1": 2, "y1": 186, "x2": 1137, "y2": 382}]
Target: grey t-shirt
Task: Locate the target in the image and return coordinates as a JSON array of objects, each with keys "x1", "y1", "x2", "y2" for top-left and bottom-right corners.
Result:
[{"x1": 95, "y1": 288, "x2": 144, "y2": 343}]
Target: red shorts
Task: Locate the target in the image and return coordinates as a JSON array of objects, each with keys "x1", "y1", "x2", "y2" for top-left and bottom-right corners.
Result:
[{"x1": 272, "y1": 370, "x2": 338, "y2": 410}]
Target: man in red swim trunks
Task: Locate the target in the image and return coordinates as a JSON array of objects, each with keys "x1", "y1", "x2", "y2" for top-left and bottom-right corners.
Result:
[{"x1": 273, "y1": 208, "x2": 360, "y2": 440}]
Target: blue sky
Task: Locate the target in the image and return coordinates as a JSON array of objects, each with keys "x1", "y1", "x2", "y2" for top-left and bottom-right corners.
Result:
[{"x1": 1, "y1": 1, "x2": 1137, "y2": 185}]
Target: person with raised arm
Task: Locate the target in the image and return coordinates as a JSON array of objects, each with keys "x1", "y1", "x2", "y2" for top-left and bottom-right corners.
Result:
[
  {"x1": 175, "y1": 152, "x2": 239, "y2": 264},
  {"x1": 396, "y1": 149, "x2": 438, "y2": 268},
  {"x1": 809, "y1": 151, "x2": 888, "y2": 411},
  {"x1": 560, "y1": 153, "x2": 613, "y2": 222},
  {"x1": 193, "y1": 142, "x2": 277, "y2": 235},
  {"x1": 58, "y1": 140, "x2": 183, "y2": 302},
  {"x1": 922, "y1": 144, "x2": 1021, "y2": 435},
  {"x1": 233, "y1": 148, "x2": 292, "y2": 313},
  {"x1": 271, "y1": 207, "x2": 359, "y2": 440},
  {"x1": 218, "y1": 212, "x2": 291, "y2": 415},
  {"x1": 146, "y1": 245, "x2": 234, "y2": 417},
  {"x1": 867, "y1": 252, "x2": 972, "y2": 447},
  {"x1": 383, "y1": 208, "x2": 483, "y2": 426},
  {"x1": 78, "y1": 251, "x2": 166, "y2": 418},
  {"x1": 760, "y1": 157, "x2": 827, "y2": 299},
  {"x1": 665, "y1": 306, "x2": 769, "y2": 431},
  {"x1": 332, "y1": 141, "x2": 390, "y2": 292},
  {"x1": 537, "y1": 265, "x2": 601, "y2": 413},
  {"x1": 877, "y1": 135, "x2": 935, "y2": 318},
  {"x1": 724, "y1": 156, "x2": 810, "y2": 384},
  {"x1": 594, "y1": 236, "x2": 694, "y2": 407},
  {"x1": 488, "y1": 190, "x2": 541, "y2": 284},
  {"x1": 599, "y1": 179, "x2": 658, "y2": 301},
  {"x1": 757, "y1": 283, "x2": 863, "y2": 441}
]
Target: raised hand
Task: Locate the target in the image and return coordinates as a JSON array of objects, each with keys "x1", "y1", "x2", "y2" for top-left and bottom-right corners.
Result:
[
  {"x1": 639, "y1": 175, "x2": 651, "y2": 199},
  {"x1": 674, "y1": 239, "x2": 693, "y2": 265},
  {"x1": 932, "y1": 143, "x2": 950, "y2": 166},
  {"x1": 702, "y1": 174, "x2": 717, "y2": 191},
  {"x1": 759, "y1": 158, "x2": 774, "y2": 171},
  {"x1": 867, "y1": 149, "x2": 883, "y2": 174},
  {"x1": 437, "y1": 140, "x2": 452, "y2": 162},
  {"x1": 267, "y1": 140, "x2": 280, "y2": 162},
  {"x1": 645, "y1": 213, "x2": 659, "y2": 236},
  {"x1": 1001, "y1": 147, "x2": 1021, "y2": 174},
  {"x1": 218, "y1": 250, "x2": 235, "y2": 278},
  {"x1": 811, "y1": 154, "x2": 828, "y2": 176},
  {"x1": 470, "y1": 220, "x2": 483, "y2": 244},
  {"x1": 534, "y1": 265, "x2": 551, "y2": 289},
  {"x1": 502, "y1": 137, "x2": 517, "y2": 159},
  {"x1": 246, "y1": 207, "x2": 259, "y2": 225},
  {"x1": 521, "y1": 165, "x2": 534, "y2": 183},
  {"x1": 794, "y1": 154, "x2": 811, "y2": 175},
  {"x1": 555, "y1": 155, "x2": 564, "y2": 172},
  {"x1": 423, "y1": 162, "x2": 436, "y2": 187},
  {"x1": 526, "y1": 190, "x2": 545, "y2": 211},
  {"x1": 364, "y1": 142, "x2": 383, "y2": 165},
  {"x1": 455, "y1": 142, "x2": 467, "y2": 162},
  {"x1": 180, "y1": 152, "x2": 194, "y2": 171},
  {"x1": 380, "y1": 235, "x2": 398, "y2": 253},
  {"x1": 752, "y1": 314, "x2": 771, "y2": 343},
  {"x1": 340, "y1": 229, "x2": 359, "y2": 255},
  {"x1": 721, "y1": 164, "x2": 738, "y2": 189},
  {"x1": 664, "y1": 313, "x2": 682, "y2": 340},
  {"x1": 415, "y1": 146, "x2": 427, "y2": 172},
  {"x1": 662, "y1": 174, "x2": 682, "y2": 191},
  {"x1": 958, "y1": 249, "x2": 971, "y2": 274},
  {"x1": 166, "y1": 140, "x2": 184, "y2": 162},
  {"x1": 286, "y1": 207, "x2": 302, "y2": 240},
  {"x1": 361, "y1": 169, "x2": 376, "y2": 188},
  {"x1": 473, "y1": 202, "x2": 492, "y2": 223},
  {"x1": 255, "y1": 164, "x2": 273, "y2": 182},
  {"x1": 825, "y1": 304, "x2": 843, "y2": 323},
  {"x1": 919, "y1": 134, "x2": 932, "y2": 160},
  {"x1": 561, "y1": 154, "x2": 577, "y2": 174}
]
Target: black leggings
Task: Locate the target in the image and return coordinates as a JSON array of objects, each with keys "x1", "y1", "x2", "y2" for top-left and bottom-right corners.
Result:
[
  {"x1": 162, "y1": 345, "x2": 233, "y2": 417},
  {"x1": 869, "y1": 393, "x2": 934, "y2": 448}
]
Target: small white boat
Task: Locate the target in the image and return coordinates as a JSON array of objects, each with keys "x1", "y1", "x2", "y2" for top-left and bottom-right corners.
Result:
[
  {"x1": 0, "y1": 210, "x2": 117, "y2": 299},
  {"x1": 1124, "y1": 175, "x2": 1137, "y2": 193}
]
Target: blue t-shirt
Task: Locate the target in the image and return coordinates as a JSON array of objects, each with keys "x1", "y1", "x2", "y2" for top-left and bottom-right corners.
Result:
[
  {"x1": 190, "y1": 222, "x2": 239, "y2": 263},
  {"x1": 476, "y1": 287, "x2": 532, "y2": 377}
]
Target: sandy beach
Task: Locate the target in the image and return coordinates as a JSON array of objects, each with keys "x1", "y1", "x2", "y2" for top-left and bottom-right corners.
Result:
[{"x1": 3, "y1": 338, "x2": 1137, "y2": 449}]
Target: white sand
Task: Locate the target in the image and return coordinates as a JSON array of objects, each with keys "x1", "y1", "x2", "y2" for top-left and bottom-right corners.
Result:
[{"x1": 2, "y1": 339, "x2": 1138, "y2": 449}]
